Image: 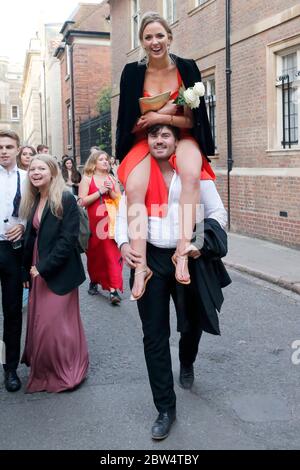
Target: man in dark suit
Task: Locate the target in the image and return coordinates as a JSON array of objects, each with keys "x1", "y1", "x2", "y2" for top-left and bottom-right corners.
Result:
[
  {"x1": 116, "y1": 124, "x2": 231, "y2": 440},
  {"x1": 0, "y1": 130, "x2": 26, "y2": 392}
]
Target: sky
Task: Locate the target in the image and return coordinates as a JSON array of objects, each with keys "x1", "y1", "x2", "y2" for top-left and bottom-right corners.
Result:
[{"x1": 0, "y1": 0, "x2": 98, "y2": 64}]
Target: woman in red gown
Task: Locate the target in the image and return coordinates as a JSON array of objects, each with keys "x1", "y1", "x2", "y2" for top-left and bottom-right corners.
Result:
[
  {"x1": 116, "y1": 12, "x2": 215, "y2": 300},
  {"x1": 79, "y1": 150, "x2": 123, "y2": 305}
]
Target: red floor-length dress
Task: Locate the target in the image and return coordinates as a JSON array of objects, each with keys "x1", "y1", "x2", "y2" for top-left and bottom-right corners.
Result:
[
  {"x1": 117, "y1": 69, "x2": 216, "y2": 216},
  {"x1": 22, "y1": 209, "x2": 89, "y2": 393},
  {"x1": 86, "y1": 176, "x2": 123, "y2": 291}
]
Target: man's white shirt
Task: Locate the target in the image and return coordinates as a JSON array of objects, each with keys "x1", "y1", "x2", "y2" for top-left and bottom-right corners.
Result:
[
  {"x1": 115, "y1": 171, "x2": 227, "y2": 249},
  {"x1": 0, "y1": 165, "x2": 27, "y2": 241}
]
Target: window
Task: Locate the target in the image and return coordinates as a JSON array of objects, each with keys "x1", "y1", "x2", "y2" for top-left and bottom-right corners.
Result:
[
  {"x1": 67, "y1": 104, "x2": 72, "y2": 147},
  {"x1": 11, "y1": 105, "x2": 19, "y2": 121},
  {"x1": 276, "y1": 48, "x2": 300, "y2": 148},
  {"x1": 66, "y1": 44, "x2": 71, "y2": 77},
  {"x1": 163, "y1": 0, "x2": 177, "y2": 24},
  {"x1": 195, "y1": 0, "x2": 209, "y2": 6},
  {"x1": 203, "y1": 76, "x2": 217, "y2": 149},
  {"x1": 131, "y1": 0, "x2": 140, "y2": 50}
]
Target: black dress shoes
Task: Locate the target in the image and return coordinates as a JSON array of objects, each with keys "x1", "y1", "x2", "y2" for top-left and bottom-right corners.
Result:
[
  {"x1": 151, "y1": 409, "x2": 176, "y2": 440},
  {"x1": 179, "y1": 364, "x2": 194, "y2": 389},
  {"x1": 4, "y1": 370, "x2": 21, "y2": 392},
  {"x1": 88, "y1": 282, "x2": 99, "y2": 295}
]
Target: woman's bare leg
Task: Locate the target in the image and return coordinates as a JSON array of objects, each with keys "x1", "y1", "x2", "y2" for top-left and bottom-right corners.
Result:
[
  {"x1": 175, "y1": 139, "x2": 202, "y2": 283},
  {"x1": 126, "y1": 154, "x2": 151, "y2": 298}
]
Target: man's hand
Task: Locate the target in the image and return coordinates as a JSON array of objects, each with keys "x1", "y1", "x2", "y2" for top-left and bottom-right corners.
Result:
[
  {"x1": 120, "y1": 243, "x2": 142, "y2": 268},
  {"x1": 30, "y1": 266, "x2": 40, "y2": 278},
  {"x1": 5, "y1": 224, "x2": 24, "y2": 242},
  {"x1": 182, "y1": 244, "x2": 201, "y2": 259}
]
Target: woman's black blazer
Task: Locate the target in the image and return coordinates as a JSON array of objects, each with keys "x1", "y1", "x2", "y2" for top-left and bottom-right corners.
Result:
[
  {"x1": 22, "y1": 191, "x2": 86, "y2": 295},
  {"x1": 116, "y1": 54, "x2": 215, "y2": 161}
]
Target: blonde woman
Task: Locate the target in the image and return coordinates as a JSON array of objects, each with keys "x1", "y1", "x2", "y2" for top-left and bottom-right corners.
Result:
[
  {"x1": 116, "y1": 12, "x2": 215, "y2": 299},
  {"x1": 20, "y1": 154, "x2": 89, "y2": 393},
  {"x1": 79, "y1": 150, "x2": 123, "y2": 305}
]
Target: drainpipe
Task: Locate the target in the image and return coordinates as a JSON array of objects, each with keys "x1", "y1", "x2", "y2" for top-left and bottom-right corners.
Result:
[
  {"x1": 39, "y1": 92, "x2": 44, "y2": 143},
  {"x1": 69, "y1": 43, "x2": 76, "y2": 160},
  {"x1": 43, "y1": 60, "x2": 48, "y2": 145},
  {"x1": 226, "y1": 0, "x2": 233, "y2": 230}
]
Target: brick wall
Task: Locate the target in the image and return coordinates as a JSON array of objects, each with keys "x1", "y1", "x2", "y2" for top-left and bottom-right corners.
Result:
[{"x1": 110, "y1": 0, "x2": 300, "y2": 247}]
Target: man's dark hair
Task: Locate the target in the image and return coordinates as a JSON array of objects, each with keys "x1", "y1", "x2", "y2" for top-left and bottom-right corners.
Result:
[
  {"x1": 147, "y1": 124, "x2": 180, "y2": 141},
  {"x1": 37, "y1": 144, "x2": 49, "y2": 153}
]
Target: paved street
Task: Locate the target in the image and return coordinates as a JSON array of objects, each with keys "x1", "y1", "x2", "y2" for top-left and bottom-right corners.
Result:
[{"x1": 0, "y1": 267, "x2": 300, "y2": 450}]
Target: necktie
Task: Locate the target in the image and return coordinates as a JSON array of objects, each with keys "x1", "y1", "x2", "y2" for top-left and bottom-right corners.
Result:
[{"x1": 12, "y1": 170, "x2": 21, "y2": 218}]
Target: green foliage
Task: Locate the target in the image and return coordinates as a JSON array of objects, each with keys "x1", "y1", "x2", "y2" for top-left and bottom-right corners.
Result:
[{"x1": 96, "y1": 86, "x2": 112, "y2": 114}]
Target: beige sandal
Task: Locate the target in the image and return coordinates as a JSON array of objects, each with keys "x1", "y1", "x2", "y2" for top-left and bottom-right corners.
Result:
[
  {"x1": 130, "y1": 267, "x2": 153, "y2": 301},
  {"x1": 171, "y1": 253, "x2": 191, "y2": 285}
]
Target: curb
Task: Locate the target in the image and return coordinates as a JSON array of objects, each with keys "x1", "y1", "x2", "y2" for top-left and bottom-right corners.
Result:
[{"x1": 224, "y1": 261, "x2": 300, "y2": 296}]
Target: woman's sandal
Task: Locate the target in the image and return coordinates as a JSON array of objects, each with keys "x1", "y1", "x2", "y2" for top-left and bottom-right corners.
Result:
[
  {"x1": 130, "y1": 267, "x2": 153, "y2": 301},
  {"x1": 171, "y1": 253, "x2": 191, "y2": 285}
]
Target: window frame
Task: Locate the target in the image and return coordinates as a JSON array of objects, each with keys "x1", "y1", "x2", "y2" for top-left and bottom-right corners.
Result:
[
  {"x1": 67, "y1": 103, "x2": 73, "y2": 148},
  {"x1": 11, "y1": 105, "x2": 19, "y2": 121},
  {"x1": 131, "y1": 0, "x2": 141, "y2": 50},
  {"x1": 266, "y1": 35, "x2": 300, "y2": 153},
  {"x1": 163, "y1": 0, "x2": 177, "y2": 25},
  {"x1": 203, "y1": 75, "x2": 217, "y2": 150}
]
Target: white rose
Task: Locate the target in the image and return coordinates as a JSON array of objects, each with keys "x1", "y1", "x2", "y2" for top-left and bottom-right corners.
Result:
[
  {"x1": 193, "y1": 82, "x2": 205, "y2": 97},
  {"x1": 183, "y1": 88, "x2": 200, "y2": 109}
]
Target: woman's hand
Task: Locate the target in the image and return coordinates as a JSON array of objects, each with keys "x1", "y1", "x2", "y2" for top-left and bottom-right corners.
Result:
[
  {"x1": 23, "y1": 281, "x2": 30, "y2": 289},
  {"x1": 158, "y1": 101, "x2": 178, "y2": 116},
  {"x1": 30, "y1": 266, "x2": 40, "y2": 278},
  {"x1": 136, "y1": 111, "x2": 163, "y2": 130},
  {"x1": 104, "y1": 179, "x2": 113, "y2": 191}
]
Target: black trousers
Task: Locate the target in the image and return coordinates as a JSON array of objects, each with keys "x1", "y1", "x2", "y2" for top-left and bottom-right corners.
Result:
[
  {"x1": 0, "y1": 242, "x2": 23, "y2": 371},
  {"x1": 136, "y1": 244, "x2": 202, "y2": 413}
]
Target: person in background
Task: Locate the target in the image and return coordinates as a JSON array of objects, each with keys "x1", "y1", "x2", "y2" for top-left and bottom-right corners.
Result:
[
  {"x1": 37, "y1": 144, "x2": 49, "y2": 154},
  {"x1": 79, "y1": 150, "x2": 123, "y2": 305},
  {"x1": 61, "y1": 157, "x2": 82, "y2": 196},
  {"x1": 0, "y1": 130, "x2": 26, "y2": 392},
  {"x1": 109, "y1": 156, "x2": 119, "y2": 179},
  {"x1": 20, "y1": 154, "x2": 89, "y2": 393},
  {"x1": 16, "y1": 146, "x2": 36, "y2": 171}
]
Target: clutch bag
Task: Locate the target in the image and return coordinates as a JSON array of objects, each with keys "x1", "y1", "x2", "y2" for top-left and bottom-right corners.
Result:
[{"x1": 139, "y1": 91, "x2": 171, "y2": 114}]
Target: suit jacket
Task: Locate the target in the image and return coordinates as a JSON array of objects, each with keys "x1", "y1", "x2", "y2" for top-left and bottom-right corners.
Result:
[
  {"x1": 22, "y1": 191, "x2": 85, "y2": 295},
  {"x1": 175, "y1": 218, "x2": 231, "y2": 335},
  {"x1": 116, "y1": 54, "x2": 215, "y2": 161}
]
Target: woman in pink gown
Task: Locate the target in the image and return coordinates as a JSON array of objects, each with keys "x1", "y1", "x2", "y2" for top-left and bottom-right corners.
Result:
[{"x1": 20, "y1": 155, "x2": 89, "y2": 393}]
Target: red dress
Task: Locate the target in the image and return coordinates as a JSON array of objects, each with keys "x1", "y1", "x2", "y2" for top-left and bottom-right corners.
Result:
[
  {"x1": 86, "y1": 176, "x2": 123, "y2": 292},
  {"x1": 117, "y1": 69, "x2": 216, "y2": 217}
]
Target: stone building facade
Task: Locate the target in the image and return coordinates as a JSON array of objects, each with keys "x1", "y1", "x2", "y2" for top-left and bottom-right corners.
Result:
[
  {"x1": 0, "y1": 58, "x2": 23, "y2": 140},
  {"x1": 55, "y1": 1, "x2": 111, "y2": 161}
]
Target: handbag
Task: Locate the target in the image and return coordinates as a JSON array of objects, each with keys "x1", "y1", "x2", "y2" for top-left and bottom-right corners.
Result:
[{"x1": 76, "y1": 199, "x2": 91, "y2": 253}]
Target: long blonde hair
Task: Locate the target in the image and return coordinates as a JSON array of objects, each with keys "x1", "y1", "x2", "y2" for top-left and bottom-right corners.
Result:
[
  {"x1": 83, "y1": 150, "x2": 109, "y2": 177},
  {"x1": 20, "y1": 154, "x2": 66, "y2": 219}
]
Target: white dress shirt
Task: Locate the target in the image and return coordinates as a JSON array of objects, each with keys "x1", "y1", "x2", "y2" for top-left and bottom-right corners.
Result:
[
  {"x1": 0, "y1": 164, "x2": 27, "y2": 241},
  {"x1": 115, "y1": 172, "x2": 227, "y2": 249}
]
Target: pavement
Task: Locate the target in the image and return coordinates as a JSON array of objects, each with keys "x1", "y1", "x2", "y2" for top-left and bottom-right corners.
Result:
[{"x1": 224, "y1": 233, "x2": 300, "y2": 295}]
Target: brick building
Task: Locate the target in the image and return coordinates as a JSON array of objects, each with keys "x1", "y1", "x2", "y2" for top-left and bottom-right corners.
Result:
[
  {"x1": 54, "y1": 1, "x2": 111, "y2": 163},
  {"x1": 109, "y1": 0, "x2": 300, "y2": 248}
]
